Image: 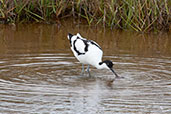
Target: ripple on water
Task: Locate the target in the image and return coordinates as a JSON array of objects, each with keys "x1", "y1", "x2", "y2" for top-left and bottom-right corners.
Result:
[{"x1": 0, "y1": 53, "x2": 171, "y2": 114}]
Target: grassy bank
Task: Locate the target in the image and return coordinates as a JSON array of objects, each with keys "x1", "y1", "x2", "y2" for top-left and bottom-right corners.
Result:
[{"x1": 0, "y1": 0, "x2": 170, "y2": 32}]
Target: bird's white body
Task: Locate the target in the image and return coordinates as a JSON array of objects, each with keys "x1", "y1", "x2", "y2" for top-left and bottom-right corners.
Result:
[
  {"x1": 67, "y1": 33, "x2": 120, "y2": 78},
  {"x1": 68, "y1": 33, "x2": 108, "y2": 69}
]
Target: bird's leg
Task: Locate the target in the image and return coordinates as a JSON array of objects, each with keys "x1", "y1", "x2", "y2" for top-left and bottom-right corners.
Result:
[
  {"x1": 86, "y1": 65, "x2": 91, "y2": 77},
  {"x1": 80, "y1": 64, "x2": 85, "y2": 76}
]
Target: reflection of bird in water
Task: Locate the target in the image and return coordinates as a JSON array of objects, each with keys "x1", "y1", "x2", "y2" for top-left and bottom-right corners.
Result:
[{"x1": 67, "y1": 33, "x2": 120, "y2": 79}]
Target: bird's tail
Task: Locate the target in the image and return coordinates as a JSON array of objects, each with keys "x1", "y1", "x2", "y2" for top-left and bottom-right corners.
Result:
[{"x1": 68, "y1": 33, "x2": 73, "y2": 40}]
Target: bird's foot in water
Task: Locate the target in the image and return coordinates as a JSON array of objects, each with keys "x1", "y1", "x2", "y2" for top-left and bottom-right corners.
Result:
[
  {"x1": 80, "y1": 71, "x2": 91, "y2": 77},
  {"x1": 80, "y1": 72, "x2": 85, "y2": 76},
  {"x1": 87, "y1": 72, "x2": 91, "y2": 77},
  {"x1": 80, "y1": 70, "x2": 85, "y2": 76}
]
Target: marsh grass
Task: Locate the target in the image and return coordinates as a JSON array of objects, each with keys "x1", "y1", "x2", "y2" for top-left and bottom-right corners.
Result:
[{"x1": 0, "y1": 0, "x2": 170, "y2": 32}]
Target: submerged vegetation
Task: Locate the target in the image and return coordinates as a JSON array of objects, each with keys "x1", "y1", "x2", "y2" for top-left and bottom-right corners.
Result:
[{"x1": 0, "y1": 0, "x2": 170, "y2": 32}]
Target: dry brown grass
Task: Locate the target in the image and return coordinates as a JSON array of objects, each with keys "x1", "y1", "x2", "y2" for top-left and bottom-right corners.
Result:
[{"x1": 0, "y1": 0, "x2": 170, "y2": 32}]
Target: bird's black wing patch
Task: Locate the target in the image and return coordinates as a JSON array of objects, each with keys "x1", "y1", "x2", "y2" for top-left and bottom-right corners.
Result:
[
  {"x1": 73, "y1": 37, "x2": 101, "y2": 56},
  {"x1": 73, "y1": 38, "x2": 85, "y2": 56},
  {"x1": 82, "y1": 39, "x2": 89, "y2": 52},
  {"x1": 89, "y1": 40, "x2": 102, "y2": 50},
  {"x1": 77, "y1": 37, "x2": 89, "y2": 52}
]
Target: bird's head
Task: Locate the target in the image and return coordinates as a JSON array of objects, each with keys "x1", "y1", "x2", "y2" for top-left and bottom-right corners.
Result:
[{"x1": 99, "y1": 60, "x2": 119, "y2": 78}]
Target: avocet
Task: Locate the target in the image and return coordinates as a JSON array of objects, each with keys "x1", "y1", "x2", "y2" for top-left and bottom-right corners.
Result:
[{"x1": 67, "y1": 33, "x2": 120, "y2": 78}]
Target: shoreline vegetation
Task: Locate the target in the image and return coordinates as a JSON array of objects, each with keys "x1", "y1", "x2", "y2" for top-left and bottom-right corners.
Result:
[{"x1": 0, "y1": 0, "x2": 170, "y2": 32}]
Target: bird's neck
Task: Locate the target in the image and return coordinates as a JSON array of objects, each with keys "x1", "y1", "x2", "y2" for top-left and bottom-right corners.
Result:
[{"x1": 95, "y1": 62, "x2": 108, "y2": 69}]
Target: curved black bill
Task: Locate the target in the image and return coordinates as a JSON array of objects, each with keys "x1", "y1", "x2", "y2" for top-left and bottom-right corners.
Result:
[{"x1": 110, "y1": 68, "x2": 119, "y2": 78}]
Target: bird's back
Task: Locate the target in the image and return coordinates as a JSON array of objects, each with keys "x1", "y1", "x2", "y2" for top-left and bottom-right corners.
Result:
[{"x1": 83, "y1": 41, "x2": 103, "y2": 66}]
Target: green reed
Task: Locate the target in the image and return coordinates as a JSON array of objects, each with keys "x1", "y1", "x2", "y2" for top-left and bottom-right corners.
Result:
[{"x1": 0, "y1": 0, "x2": 170, "y2": 32}]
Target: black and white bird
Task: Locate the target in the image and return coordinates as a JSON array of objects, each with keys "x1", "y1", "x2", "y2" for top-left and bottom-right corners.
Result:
[{"x1": 67, "y1": 33, "x2": 119, "y2": 78}]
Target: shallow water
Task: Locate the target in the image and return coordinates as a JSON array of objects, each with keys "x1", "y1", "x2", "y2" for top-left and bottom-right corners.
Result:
[{"x1": 0, "y1": 22, "x2": 171, "y2": 114}]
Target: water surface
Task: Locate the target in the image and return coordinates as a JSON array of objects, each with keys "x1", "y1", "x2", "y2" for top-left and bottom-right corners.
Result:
[{"x1": 0, "y1": 22, "x2": 171, "y2": 114}]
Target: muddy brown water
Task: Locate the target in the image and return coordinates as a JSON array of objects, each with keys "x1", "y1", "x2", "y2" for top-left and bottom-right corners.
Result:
[{"x1": 0, "y1": 22, "x2": 171, "y2": 114}]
